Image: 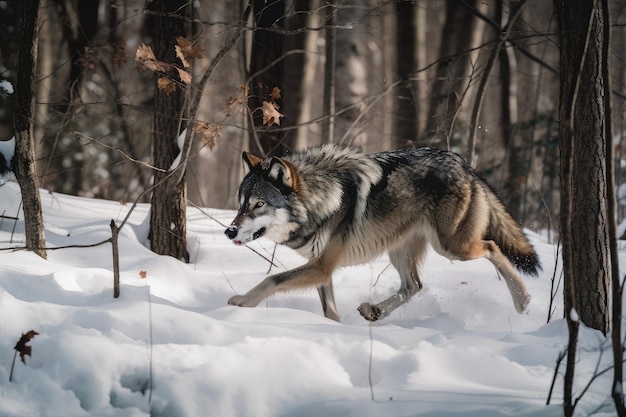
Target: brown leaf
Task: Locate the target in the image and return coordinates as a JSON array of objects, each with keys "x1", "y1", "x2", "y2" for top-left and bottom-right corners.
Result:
[
  {"x1": 112, "y1": 40, "x2": 128, "y2": 68},
  {"x1": 176, "y1": 36, "x2": 204, "y2": 60},
  {"x1": 135, "y1": 43, "x2": 156, "y2": 62},
  {"x1": 14, "y1": 330, "x2": 38, "y2": 364},
  {"x1": 261, "y1": 101, "x2": 283, "y2": 126},
  {"x1": 139, "y1": 270, "x2": 147, "y2": 279},
  {"x1": 270, "y1": 86, "x2": 281, "y2": 101},
  {"x1": 176, "y1": 67, "x2": 192, "y2": 84},
  {"x1": 193, "y1": 122, "x2": 221, "y2": 150},
  {"x1": 175, "y1": 45, "x2": 190, "y2": 68},
  {"x1": 175, "y1": 37, "x2": 204, "y2": 68},
  {"x1": 157, "y1": 77, "x2": 177, "y2": 95},
  {"x1": 135, "y1": 43, "x2": 171, "y2": 73}
]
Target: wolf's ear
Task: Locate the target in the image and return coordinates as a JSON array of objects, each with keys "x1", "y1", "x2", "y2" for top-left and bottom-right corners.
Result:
[
  {"x1": 242, "y1": 151, "x2": 263, "y2": 174},
  {"x1": 268, "y1": 157, "x2": 298, "y2": 191}
]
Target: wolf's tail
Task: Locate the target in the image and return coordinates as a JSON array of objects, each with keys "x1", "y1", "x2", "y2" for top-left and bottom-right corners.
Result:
[{"x1": 483, "y1": 183, "x2": 540, "y2": 276}]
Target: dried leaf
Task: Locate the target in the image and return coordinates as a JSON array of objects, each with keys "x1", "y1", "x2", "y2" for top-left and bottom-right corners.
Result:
[
  {"x1": 14, "y1": 330, "x2": 38, "y2": 364},
  {"x1": 136, "y1": 43, "x2": 156, "y2": 62},
  {"x1": 135, "y1": 43, "x2": 171, "y2": 73},
  {"x1": 175, "y1": 45, "x2": 190, "y2": 68},
  {"x1": 270, "y1": 86, "x2": 281, "y2": 101},
  {"x1": 176, "y1": 36, "x2": 204, "y2": 60},
  {"x1": 176, "y1": 67, "x2": 192, "y2": 84},
  {"x1": 139, "y1": 270, "x2": 147, "y2": 279},
  {"x1": 112, "y1": 40, "x2": 128, "y2": 68},
  {"x1": 193, "y1": 122, "x2": 221, "y2": 150},
  {"x1": 157, "y1": 77, "x2": 177, "y2": 95},
  {"x1": 261, "y1": 101, "x2": 283, "y2": 126}
]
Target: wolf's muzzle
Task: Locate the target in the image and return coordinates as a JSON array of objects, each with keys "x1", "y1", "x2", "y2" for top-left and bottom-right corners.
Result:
[{"x1": 225, "y1": 225, "x2": 238, "y2": 240}]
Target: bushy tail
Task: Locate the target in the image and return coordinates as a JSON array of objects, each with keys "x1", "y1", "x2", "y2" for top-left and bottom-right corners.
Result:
[{"x1": 483, "y1": 185, "x2": 540, "y2": 276}]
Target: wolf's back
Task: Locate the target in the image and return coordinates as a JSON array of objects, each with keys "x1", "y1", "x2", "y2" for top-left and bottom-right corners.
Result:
[{"x1": 483, "y1": 184, "x2": 540, "y2": 276}]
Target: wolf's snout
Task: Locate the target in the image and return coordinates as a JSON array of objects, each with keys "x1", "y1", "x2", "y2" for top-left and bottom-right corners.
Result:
[{"x1": 225, "y1": 225, "x2": 238, "y2": 240}]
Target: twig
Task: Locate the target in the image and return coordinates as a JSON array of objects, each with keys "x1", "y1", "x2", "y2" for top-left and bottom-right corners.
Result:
[
  {"x1": 147, "y1": 287, "x2": 153, "y2": 404},
  {"x1": 546, "y1": 349, "x2": 566, "y2": 405},
  {"x1": 8, "y1": 351, "x2": 17, "y2": 383},
  {"x1": 110, "y1": 220, "x2": 120, "y2": 298},
  {"x1": 467, "y1": 0, "x2": 528, "y2": 164},
  {"x1": 368, "y1": 323, "x2": 375, "y2": 401}
]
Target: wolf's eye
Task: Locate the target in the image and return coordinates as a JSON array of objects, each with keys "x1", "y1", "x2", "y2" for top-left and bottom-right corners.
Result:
[{"x1": 254, "y1": 201, "x2": 265, "y2": 210}]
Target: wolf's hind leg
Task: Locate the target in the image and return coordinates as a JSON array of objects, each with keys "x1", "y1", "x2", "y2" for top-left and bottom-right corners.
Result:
[
  {"x1": 446, "y1": 239, "x2": 531, "y2": 313},
  {"x1": 358, "y1": 238, "x2": 426, "y2": 321},
  {"x1": 317, "y1": 283, "x2": 341, "y2": 321}
]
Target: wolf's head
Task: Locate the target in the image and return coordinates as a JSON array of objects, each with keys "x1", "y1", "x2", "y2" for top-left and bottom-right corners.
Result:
[{"x1": 225, "y1": 152, "x2": 300, "y2": 246}]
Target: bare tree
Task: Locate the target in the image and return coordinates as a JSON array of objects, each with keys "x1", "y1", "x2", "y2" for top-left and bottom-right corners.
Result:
[
  {"x1": 555, "y1": 0, "x2": 614, "y2": 414},
  {"x1": 248, "y1": 0, "x2": 287, "y2": 156},
  {"x1": 425, "y1": 0, "x2": 480, "y2": 147},
  {"x1": 13, "y1": 0, "x2": 46, "y2": 259},
  {"x1": 334, "y1": 0, "x2": 369, "y2": 146},
  {"x1": 393, "y1": 0, "x2": 417, "y2": 149},
  {"x1": 147, "y1": 0, "x2": 191, "y2": 261}
]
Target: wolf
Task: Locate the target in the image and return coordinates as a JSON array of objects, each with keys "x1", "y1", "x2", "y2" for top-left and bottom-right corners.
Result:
[{"x1": 224, "y1": 144, "x2": 539, "y2": 322}]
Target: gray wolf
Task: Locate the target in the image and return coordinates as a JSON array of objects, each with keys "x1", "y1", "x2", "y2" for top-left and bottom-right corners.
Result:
[{"x1": 224, "y1": 144, "x2": 539, "y2": 322}]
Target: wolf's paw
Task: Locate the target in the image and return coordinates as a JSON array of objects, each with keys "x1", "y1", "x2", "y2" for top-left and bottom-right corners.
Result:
[
  {"x1": 228, "y1": 294, "x2": 254, "y2": 308},
  {"x1": 358, "y1": 303, "x2": 382, "y2": 322}
]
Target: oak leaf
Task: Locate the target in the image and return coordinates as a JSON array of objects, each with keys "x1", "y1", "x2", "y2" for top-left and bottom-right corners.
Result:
[
  {"x1": 139, "y1": 270, "x2": 147, "y2": 279},
  {"x1": 176, "y1": 67, "x2": 192, "y2": 84},
  {"x1": 175, "y1": 37, "x2": 204, "y2": 67},
  {"x1": 193, "y1": 122, "x2": 221, "y2": 150},
  {"x1": 14, "y1": 330, "x2": 38, "y2": 364},
  {"x1": 135, "y1": 43, "x2": 170, "y2": 73},
  {"x1": 262, "y1": 101, "x2": 283, "y2": 126},
  {"x1": 157, "y1": 77, "x2": 177, "y2": 95},
  {"x1": 270, "y1": 87, "x2": 281, "y2": 101}
]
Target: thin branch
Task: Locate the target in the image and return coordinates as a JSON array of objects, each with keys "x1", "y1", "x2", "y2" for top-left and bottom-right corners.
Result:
[{"x1": 467, "y1": 0, "x2": 528, "y2": 164}]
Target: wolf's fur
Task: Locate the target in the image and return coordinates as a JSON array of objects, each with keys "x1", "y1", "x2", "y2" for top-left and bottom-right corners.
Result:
[{"x1": 224, "y1": 144, "x2": 539, "y2": 322}]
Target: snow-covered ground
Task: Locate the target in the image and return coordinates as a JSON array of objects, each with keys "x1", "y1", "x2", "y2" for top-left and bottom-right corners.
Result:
[{"x1": 0, "y1": 180, "x2": 621, "y2": 417}]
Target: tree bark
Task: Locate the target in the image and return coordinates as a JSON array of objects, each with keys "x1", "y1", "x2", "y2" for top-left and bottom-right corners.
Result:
[
  {"x1": 13, "y1": 0, "x2": 47, "y2": 259},
  {"x1": 322, "y1": 0, "x2": 336, "y2": 144},
  {"x1": 497, "y1": 0, "x2": 524, "y2": 222},
  {"x1": 556, "y1": 0, "x2": 613, "y2": 412},
  {"x1": 248, "y1": 0, "x2": 286, "y2": 156},
  {"x1": 148, "y1": 0, "x2": 190, "y2": 262},
  {"x1": 334, "y1": 0, "x2": 369, "y2": 147},
  {"x1": 393, "y1": 0, "x2": 417, "y2": 149},
  {"x1": 425, "y1": 0, "x2": 479, "y2": 147},
  {"x1": 569, "y1": 0, "x2": 610, "y2": 335}
]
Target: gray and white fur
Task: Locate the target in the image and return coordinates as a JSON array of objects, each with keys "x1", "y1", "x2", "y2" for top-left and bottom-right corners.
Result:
[{"x1": 225, "y1": 144, "x2": 539, "y2": 322}]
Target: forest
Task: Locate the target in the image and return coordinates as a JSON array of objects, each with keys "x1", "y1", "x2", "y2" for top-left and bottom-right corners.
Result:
[
  {"x1": 0, "y1": 0, "x2": 604, "y2": 220},
  {"x1": 2, "y1": 0, "x2": 626, "y2": 416}
]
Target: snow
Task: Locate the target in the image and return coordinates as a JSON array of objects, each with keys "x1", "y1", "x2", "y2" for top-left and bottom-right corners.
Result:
[{"x1": 0, "y1": 180, "x2": 622, "y2": 417}]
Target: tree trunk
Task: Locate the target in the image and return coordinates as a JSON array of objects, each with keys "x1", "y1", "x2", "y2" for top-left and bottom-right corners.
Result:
[
  {"x1": 248, "y1": 0, "x2": 286, "y2": 156},
  {"x1": 283, "y1": 0, "x2": 319, "y2": 150},
  {"x1": 13, "y1": 0, "x2": 47, "y2": 259},
  {"x1": 148, "y1": 0, "x2": 190, "y2": 262},
  {"x1": 393, "y1": 0, "x2": 417, "y2": 149},
  {"x1": 334, "y1": 0, "x2": 369, "y2": 147},
  {"x1": 560, "y1": 0, "x2": 612, "y2": 334},
  {"x1": 497, "y1": 0, "x2": 524, "y2": 222},
  {"x1": 425, "y1": 0, "x2": 479, "y2": 147},
  {"x1": 322, "y1": 0, "x2": 336, "y2": 144},
  {"x1": 556, "y1": 0, "x2": 612, "y2": 411}
]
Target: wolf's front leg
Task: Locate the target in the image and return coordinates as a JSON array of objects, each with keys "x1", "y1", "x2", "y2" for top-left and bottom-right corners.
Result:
[{"x1": 228, "y1": 258, "x2": 335, "y2": 315}]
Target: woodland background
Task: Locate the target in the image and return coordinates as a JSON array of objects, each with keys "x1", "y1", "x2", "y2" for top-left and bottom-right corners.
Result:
[{"x1": 3, "y1": 0, "x2": 623, "y2": 234}]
